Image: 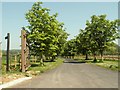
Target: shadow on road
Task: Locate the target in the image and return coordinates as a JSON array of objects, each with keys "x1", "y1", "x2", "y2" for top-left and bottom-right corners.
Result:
[
  {"x1": 64, "y1": 61, "x2": 85, "y2": 64},
  {"x1": 63, "y1": 58, "x2": 85, "y2": 64}
]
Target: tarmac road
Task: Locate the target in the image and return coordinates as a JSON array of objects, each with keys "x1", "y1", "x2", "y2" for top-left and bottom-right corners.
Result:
[{"x1": 10, "y1": 59, "x2": 118, "y2": 88}]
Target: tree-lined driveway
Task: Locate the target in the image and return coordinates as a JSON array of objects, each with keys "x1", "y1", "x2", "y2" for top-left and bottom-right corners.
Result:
[{"x1": 10, "y1": 59, "x2": 118, "y2": 88}]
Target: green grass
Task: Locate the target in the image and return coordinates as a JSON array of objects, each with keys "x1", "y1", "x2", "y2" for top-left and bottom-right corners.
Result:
[
  {"x1": 1, "y1": 56, "x2": 64, "y2": 77},
  {"x1": 94, "y1": 60, "x2": 118, "y2": 71},
  {"x1": 25, "y1": 58, "x2": 63, "y2": 76},
  {"x1": 74, "y1": 58, "x2": 118, "y2": 71}
]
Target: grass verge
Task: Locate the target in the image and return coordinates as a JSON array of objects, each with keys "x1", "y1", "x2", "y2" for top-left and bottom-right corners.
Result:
[
  {"x1": 93, "y1": 60, "x2": 118, "y2": 71},
  {"x1": 25, "y1": 58, "x2": 63, "y2": 77},
  {"x1": 74, "y1": 58, "x2": 118, "y2": 71}
]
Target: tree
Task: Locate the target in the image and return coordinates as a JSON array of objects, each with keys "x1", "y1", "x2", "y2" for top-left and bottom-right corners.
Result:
[
  {"x1": 62, "y1": 39, "x2": 77, "y2": 59},
  {"x1": 25, "y1": 2, "x2": 68, "y2": 64},
  {"x1": 75, "y1": 15, "x2": 119, "y2": 62},
  {"x1": 76, "y1": 29, "x2": 91, "y2": 60},
  {"x1": 85, "y1": 15, "x2": 119, "y2": 61}
]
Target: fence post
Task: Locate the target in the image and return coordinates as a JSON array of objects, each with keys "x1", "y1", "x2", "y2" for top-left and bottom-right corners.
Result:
[
  {"x1": 21, "y1": 29, "x2": 26, "y2": 72},
  {"x1": 5, "y1": 33, "x2": 10, "y2": 72}
]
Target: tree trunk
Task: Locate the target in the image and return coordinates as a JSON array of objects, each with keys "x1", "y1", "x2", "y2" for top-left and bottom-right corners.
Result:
[
  {"x1": 40, "y1": 59, "x2": 44, "y2": 66},
  {"x1": 40, "y1": 55, "x2": 44, "y2": 66},
  {"x1": 73, "y1": 56, "x2": 74, "y2": 59},
  {"x1": 85, "y1": 53, "x2": 88, "y2": 60},
  {"x1": 100, "y1": 51, "x2": 103, "y2": 62},
  {"x1": 51, "y1": 56, "x2": 56, "y2": 62},
  {"x1": 93, "y1": 53, "x2": 97, "y2": 62}
]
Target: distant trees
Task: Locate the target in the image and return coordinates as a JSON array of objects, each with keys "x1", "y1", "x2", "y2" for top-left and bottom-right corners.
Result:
[
  {"x1": 25, "y1": 2, "x2": 68, "y2": 64},
  {"x1": 105, "y1": 42, "x2": 119, "y2": 55},
  {"x1": 63, "y1": 15, "x2": 119, "y2": 61},
  {"x1": 62, "y1": 39, "x2": 77, "y2": 59},
  {"x1": 75, "y1": 15, "x2": 119, "y2": 61}
]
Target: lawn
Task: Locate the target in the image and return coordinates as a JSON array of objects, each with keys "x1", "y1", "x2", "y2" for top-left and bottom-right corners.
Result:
[
  {"x1": 74, "y1": 58, "x2": 119, "y2": 71},
  {"x1": 26, "y1": 58, "x2": 64, "y2": 76},
  {"x1": 94, "y1": 60, "x2": 118, "y2": 71}
]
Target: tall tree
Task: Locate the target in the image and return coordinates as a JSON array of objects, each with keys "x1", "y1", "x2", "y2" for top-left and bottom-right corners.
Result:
[
  {"x1": 25, "y1": 2, "x2": 68, "y2": 64},
  {"x1": 76, "y1": 29, "x2": 91, "y2": 60},
  {"x1": 85, "y1": 15, "x2": 119, "y2": 61}
]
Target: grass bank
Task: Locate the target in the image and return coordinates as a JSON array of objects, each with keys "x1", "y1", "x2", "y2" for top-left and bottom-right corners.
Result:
[
  {"x1": 74, "y1": 58, "x2": 118, "y2": 71},
  {"x1": 93, "y1": 60, "x2": 118, "y2": 71},
  {"x1": 25, "y1": 58, "x2": 64, "y2": 77}
]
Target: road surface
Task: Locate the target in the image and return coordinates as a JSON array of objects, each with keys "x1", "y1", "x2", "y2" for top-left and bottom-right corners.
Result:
[{"x1": 10, "y1": 59, "x2": 118, "y2": 88}]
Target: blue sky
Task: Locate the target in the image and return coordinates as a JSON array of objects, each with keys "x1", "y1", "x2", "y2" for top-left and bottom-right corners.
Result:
[
  {"x1": 1, "y1": 0, "x2": 119, "y2": 2},
  {"x1": 0, "y1": 2, "x2": 2, "y2": 40},
  {"x1": 1, "y1": 2, "x2": 118, "y2": 50}
]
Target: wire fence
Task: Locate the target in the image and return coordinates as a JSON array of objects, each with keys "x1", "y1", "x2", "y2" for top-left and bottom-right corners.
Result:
[
  {"x1": 2, "y1": 54, "x2": 39, "y2": 72},
  {"x1": 74, "y1": 55, "x2": 119, "y2": 60}
]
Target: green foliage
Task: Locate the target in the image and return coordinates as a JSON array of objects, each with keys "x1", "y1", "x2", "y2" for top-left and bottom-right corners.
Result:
[
  {"x1": 87, "y1": 15, "x2": 119, "y2": 55},
  {"x1": 76, "y1": 29, "x2": 91, "y2": 60},
  {"x1": 24, "y1": 2, "x2": 119, "y2": 63},
  {"x1": 105, "y1": 42, "x2": 119, "y2": 55},
  {"x1": 75, "y1": 14, "x2": 119, "y2": 61},
  {"x1": 62, "y1": 39, "x2": 77, "y2": 58},
  {"x1": 25, "y1": 2, "x2": 68, "y2": 62},
  {"x1": 95, "y1": 60, "x2": 118, "y2": 71}
]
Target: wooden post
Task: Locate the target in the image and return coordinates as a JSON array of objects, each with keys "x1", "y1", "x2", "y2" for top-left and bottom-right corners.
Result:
[
  {"x1": 26, "y1": 45, "x2": 29, "y2": 66},
  {"x1": 21, "y1": 29, "x2": 26, "y2": 72},
  {"x1": 5, "y1": 33, "x2": 10, "y2": 72},
  {"x1": 19, "y1": 58, "x2": 21, "y2": 70}
]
